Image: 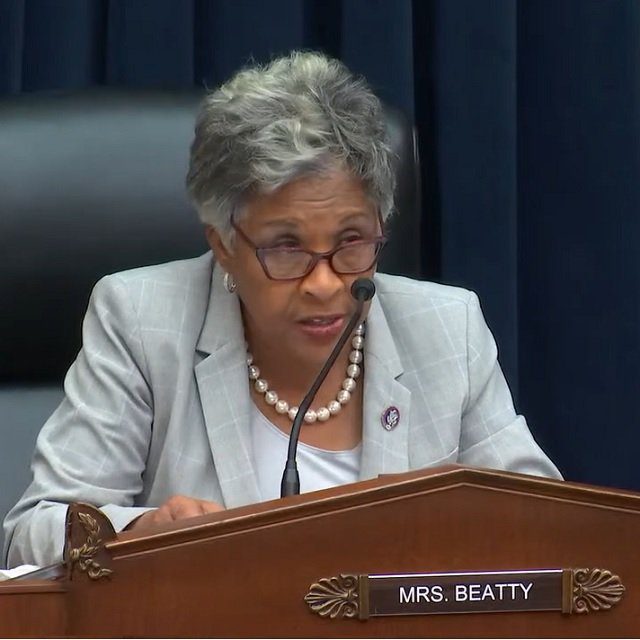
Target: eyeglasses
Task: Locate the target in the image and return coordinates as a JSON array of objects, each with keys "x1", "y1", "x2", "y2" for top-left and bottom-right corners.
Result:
[{"x1": 230, "y1": 216, "x2": 387, "y2": 281}]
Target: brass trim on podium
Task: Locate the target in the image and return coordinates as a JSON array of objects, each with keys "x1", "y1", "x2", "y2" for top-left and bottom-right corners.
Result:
[
  {"x1": 304, "y1": 574, "x2": 360, "y2": 619},
  {"x1": 571, "y1": 568, "x2": 625, "y2": 613},
  {"x1": 64, "y1": 503, "x2": 115, "y2": 581}
]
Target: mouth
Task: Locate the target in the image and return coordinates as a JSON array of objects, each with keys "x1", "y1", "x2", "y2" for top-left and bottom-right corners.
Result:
[
  {"x1": 298, "y1": 314, "x2": 343, "y2": 326},
  {"x1": 296, "y1": 314, "x2": 345, "y2": 339}
]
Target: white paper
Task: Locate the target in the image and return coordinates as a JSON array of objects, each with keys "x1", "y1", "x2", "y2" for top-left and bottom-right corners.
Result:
[{"x1": 0, "y1": 564, "x2": 40, "y2": 581}]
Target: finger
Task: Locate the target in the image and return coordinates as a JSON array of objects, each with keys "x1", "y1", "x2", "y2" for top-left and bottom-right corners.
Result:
[
  {"x1": 167, "y1": 497, "x2": 205, "y2": 520},
  {"x1": 199, "y1": 500, "x2": 225, "y2": 514},
  {"x1": 128, "y1": 508, "x2": 169, "y2": 531},
  {"x1": 151, "y1": 506, "x2": 178, "y2": 524}
]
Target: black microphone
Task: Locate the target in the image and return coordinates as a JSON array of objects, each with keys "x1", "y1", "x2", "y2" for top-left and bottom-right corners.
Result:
[{"x1": 280, "y1": 277, "x2": 376, "y2": 498}]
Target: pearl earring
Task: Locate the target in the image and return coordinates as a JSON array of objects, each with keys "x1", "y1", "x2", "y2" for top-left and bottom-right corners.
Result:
[{"x1": 223, "y1": 272, "x2": 237, "y2": 293}]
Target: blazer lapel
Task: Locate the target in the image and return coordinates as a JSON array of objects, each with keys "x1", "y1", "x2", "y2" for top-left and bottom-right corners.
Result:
[
  {"x1": 194, "y1": 263, "x2": 261, "y2": 508},
  {"x1": 194, "y1": 265, "x2": 411, "y2": 498},
  {"x1": 360, "y1": 293, "x2": 411, "y2": 480}
]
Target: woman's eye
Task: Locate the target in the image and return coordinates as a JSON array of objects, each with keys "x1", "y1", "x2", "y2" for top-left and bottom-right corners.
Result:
[
  {"x1": 271, "y1": 239, "x2": 300, "y2": 249},
  {"x1": 341, "y1": 235, "x2": 363, "y2": 245}
]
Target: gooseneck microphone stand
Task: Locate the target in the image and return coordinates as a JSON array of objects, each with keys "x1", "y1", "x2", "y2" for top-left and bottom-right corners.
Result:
[{"x1": 280, "y1": 278, "x2": 376, "y2": 498}]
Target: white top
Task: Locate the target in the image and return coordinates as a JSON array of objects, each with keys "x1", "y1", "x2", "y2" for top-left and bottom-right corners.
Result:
[{"x1": 250, "y1": 404, "x2": 362, "y2": 502}]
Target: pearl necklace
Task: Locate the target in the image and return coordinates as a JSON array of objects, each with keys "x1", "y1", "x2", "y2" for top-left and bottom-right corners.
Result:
[{"x1": 247, "y1": 324, "x2": 365, "y2": 424}]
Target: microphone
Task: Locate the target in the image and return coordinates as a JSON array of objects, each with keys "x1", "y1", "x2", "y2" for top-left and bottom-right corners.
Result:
[
  {"x1": 351, "y1": 277, "x2": 376, "y2": 302},
  {"x1": 280, "y1": 277, "x2": 376, "y2": 498}
]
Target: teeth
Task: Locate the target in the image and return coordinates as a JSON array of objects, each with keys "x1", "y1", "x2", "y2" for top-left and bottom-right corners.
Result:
[{"x1": 307, "y1": 317, "x2": 335, "y2": 325}]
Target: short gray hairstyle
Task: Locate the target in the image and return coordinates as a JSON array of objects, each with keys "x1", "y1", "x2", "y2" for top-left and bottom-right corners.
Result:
[{"x1": 186, "y1": 51, "x2": 395, "y2": 242}]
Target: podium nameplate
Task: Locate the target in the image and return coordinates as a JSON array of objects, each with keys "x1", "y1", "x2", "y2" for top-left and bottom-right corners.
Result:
[{"x1": 305, "y1": 568, "x2": 625, "y2": 620}]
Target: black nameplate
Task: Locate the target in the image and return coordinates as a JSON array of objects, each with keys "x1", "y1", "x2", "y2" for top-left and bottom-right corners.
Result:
[{"x1": 366, "y1": 570, "x2": 560, "y2": 616}]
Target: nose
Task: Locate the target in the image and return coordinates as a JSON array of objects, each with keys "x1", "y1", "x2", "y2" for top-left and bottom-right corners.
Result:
[{"x1": 299, "y1": 256, "x2": 344, "y2": 301}]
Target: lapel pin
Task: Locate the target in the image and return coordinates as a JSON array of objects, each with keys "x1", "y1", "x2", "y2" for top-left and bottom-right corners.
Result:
[{"x1": 381, "y1": 406, "x2": 400, "y2": 431}]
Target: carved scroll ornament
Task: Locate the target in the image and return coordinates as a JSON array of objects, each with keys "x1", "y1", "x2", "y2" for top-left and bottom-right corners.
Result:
[
  {"x1": 304, "y1": 574, "x2": 360, "y2": 619},
  {"x1": 64, "y1": 503, "x2": 116, "y2": 581},
  {"x1": 572, "y1": 568, "x2": 625, "y2": 613}
]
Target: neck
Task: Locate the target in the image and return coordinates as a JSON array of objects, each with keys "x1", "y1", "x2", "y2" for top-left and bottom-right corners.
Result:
[
  {"x1": 244, "y1": 322, "x2": 365, "y2": 417},
  {"x1": 250, "y1": 341, "x2": 353, "y2": 402}
]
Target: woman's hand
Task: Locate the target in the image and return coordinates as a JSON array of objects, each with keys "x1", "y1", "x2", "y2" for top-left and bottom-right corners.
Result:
[{"x1": 127, "y1": 495, "x2": 225, "y2": 532}]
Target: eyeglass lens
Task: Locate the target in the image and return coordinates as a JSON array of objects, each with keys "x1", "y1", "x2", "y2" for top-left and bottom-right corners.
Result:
[{"x1": 261, "y1": 242, "x2": 381, "y2": 279}]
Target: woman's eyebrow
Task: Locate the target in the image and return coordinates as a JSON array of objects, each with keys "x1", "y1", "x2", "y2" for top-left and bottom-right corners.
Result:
[
  {"x1": 256, "y1": 210, "x2": 374, "y2": 233},
  {"x1": 255, "y1": 211, "x2": 371, "y2": 239},
  {"x1": 339, "y1": 211, "x2": 374, "y2": 224},
  {"x1": 257, "y1": 219, "x2": 299, "y2": 231}
]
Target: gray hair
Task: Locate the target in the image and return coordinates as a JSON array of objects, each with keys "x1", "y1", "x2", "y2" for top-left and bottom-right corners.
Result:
[{"x1": 186, "y1": 51, "x2": 395, "y2": 243}]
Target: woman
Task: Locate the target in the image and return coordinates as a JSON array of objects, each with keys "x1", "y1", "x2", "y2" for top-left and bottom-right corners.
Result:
[{"x1": 3, "y1": 52, "x2": 560, "y2": 568}]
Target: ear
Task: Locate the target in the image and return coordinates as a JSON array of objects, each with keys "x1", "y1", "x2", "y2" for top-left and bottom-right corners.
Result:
[{"x1": 205, "y1": 225, "x2": 234, "y2": 270}]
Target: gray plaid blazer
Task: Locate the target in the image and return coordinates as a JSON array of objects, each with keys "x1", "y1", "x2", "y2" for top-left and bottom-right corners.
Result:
[{"x1": 4, "y1": 253, "x2": 560, "y2": 566}]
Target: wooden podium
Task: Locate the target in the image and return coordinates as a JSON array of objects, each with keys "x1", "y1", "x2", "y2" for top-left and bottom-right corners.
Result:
[{"x1": 0, "y1": 465, "x2": 637, "y2": 637}]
